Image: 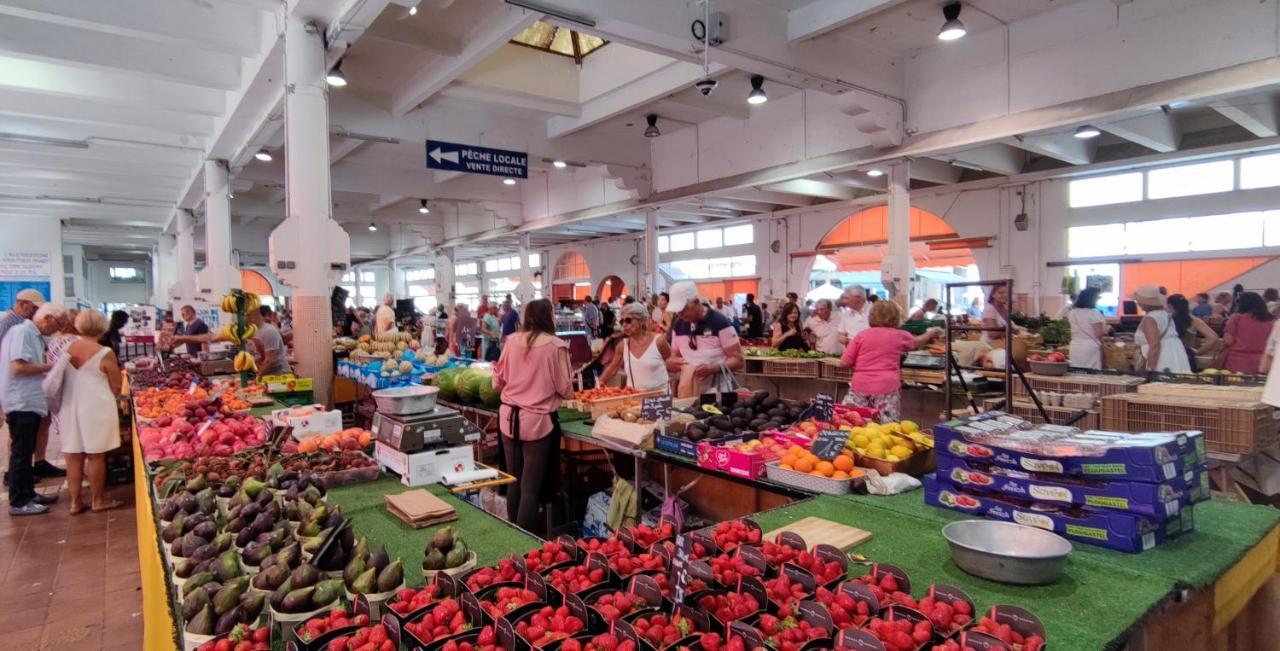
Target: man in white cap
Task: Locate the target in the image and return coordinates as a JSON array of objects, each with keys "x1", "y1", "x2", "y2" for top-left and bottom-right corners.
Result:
[
  {"x1": 838, "y1": 285, "x2": 870, "y2": 345},
  {"x1": 0, "y1": 289, "x2": 66, "y2": 482},
  {"x1": 664, "y1": 281, "x2": 744, "y2": 396},
  {"x1": 1, "y1": 302, "x2": 65, "y2": 515}
]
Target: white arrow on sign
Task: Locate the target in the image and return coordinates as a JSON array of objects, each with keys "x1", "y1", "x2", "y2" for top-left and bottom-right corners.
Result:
[{"x1": 429, "y1": 147, "x2": 459, "y2": 165}]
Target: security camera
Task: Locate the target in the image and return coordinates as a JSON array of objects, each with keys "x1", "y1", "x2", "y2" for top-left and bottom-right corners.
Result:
[{"x1": 694, "y1": 78, "x2": 718, "y2": 96}]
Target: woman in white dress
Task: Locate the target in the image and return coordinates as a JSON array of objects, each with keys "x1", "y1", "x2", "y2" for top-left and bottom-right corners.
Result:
[
  {"x1": 59, "y1": 310, "x2": 124, "y2": 514},
  {"x1": 1066, "y1": 287, "x2": 1107, "y2": 369},
  {"x1": 1259, "y1": 319, "x2": 1280, "y2": 407},
  {"x1": 1133, "y1": 285, "x2": 1190, "y2": 374},
  {"x1": 599, "y1": 303, "x2": 672, "y2": 392}
]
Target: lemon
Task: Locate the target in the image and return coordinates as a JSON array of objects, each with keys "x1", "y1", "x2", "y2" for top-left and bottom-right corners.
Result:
[
  {"x1": 866, "y1": 443, "x2": 886, "y2": 459},
  {"x1": 885, "y1": 454, "x2": 901, "y2": 462},
  {"x1": 901, "y1": 420, "x2": 919, "y2": 433},
  {"x1": 890, "y1": 445, "x2": 913, "y2": 459},
  {"x1": 852, "y1": 433, "x2": 871, "y2": 448}
]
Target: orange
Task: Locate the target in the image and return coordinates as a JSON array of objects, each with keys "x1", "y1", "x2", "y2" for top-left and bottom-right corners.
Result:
[
  {"x1": 832, "y1": 470, "x2": 849, "y2": 480},
  {"x1": 846, "y1": 468, "x2": 867, "y2": 478},
  {"x1": 781, "y1": 453, "x2": 798, "y2": 467},
  {"x1": 780, "y1": 463, "x2": 794, "y2": 471},
  {"x1": 816, "y1": 461, "x2": 835, "y2": 477},
  {"x1": 833, "y1": 455, "x2": 854, "y2": 472},
  {"x1": 810, "y1": 471, "x2": 825, "y2": 477},
  {"x1": 794, "y1": 458, "x2": 814, "y2": 473}
]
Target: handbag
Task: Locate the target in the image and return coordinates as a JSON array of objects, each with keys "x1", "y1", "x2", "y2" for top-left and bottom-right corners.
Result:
[{"x1": 42, "y1": 353, "x2": 70, "y2": 413}]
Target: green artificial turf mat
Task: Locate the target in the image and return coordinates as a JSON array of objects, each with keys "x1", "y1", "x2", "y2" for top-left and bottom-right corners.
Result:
[
  {"x1": 326, "y1": 477, "x2": 540, "y2": 588},
  {"x1": 750, "y1": 495, "x2": 1176, "y2": 651}
]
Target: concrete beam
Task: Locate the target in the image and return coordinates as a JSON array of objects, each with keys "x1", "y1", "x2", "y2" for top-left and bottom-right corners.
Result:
[
  {"x1": 761, "y1": 179, "x2": 856, "y2": 201},
  {"x1": 1210, "y1": 97, "x2": 1279, "y2": 138},
  {"x1": 724, "y1": 189, "x2": 816, "y2": 207},
  {"x1": 944, "y1": 144, "x2": 1026, "y2": 176},
  {"x1": 547, "y1": 61, "x2": 724, "y2": 138},
  {"x1": 1098, "y1": 111, "x2": 1182, "y2": 153},
  {"x1": 1005, "y1": 133, "x2": 1095, "y2": 166},
  {"x1": 0, "y1": 0, "x2": 262, "y2": 57},
  {"x1": 906, "y1": 158, "x2": 963, "y2": 185},
  {"x1": 787, "y1": 0, "x2": 908, "y2": 42},
  {"x1": 656, "y1": 91, "x2": 750, "y2": 122}
]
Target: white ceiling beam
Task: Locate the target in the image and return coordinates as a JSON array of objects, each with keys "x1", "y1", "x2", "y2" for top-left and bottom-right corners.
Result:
[
  {"x1": 0, "y1": 139, "x2": 201, "y2": 169},
  {"x1": 0, "y1": 149, "x2": 191, "y2": 180},
  {"x1": 0, "y1": 114, "x2": 209, "y2": 152},
  {"x1": 0, "y1": 88, "x2": 215, "y2": 138},
  {"x1": 1210, "y1": 97, "x2": 1279, "y2": 138},
  {"x1": 944, "y1": 144, "x2": 1026, "y2": 176},
  {"x1": 0, "y1": 15, "x2": 242, "y2": 90},
  {"x1": 0, "y1": 0, "x2": 262, "y2": 57},
  {"x1": 1097, "y1": 112, "x2": 1182, "y2": 153},
  {"x1": 321, "y1": 0, "x2": 397, "y2": 69},
  {"x1": 0, "y1": 163, "x2": 190, "y2": 189},
  {"x1": 0, "y1": 179, "x2": 179, "y2": 202},
  {"x1": 787, "y1": 0, "x2": 908, "y2": 42},
  {"x1": 760, "y1": 179, "x2": 856, "y2": 201},
  {"x1": 440, "y1": 82, "x2": 582, "y2": 118},
  {"x1": 723, "y1": 189, "x2": 815, "y2": 207},
  {"x1": 362, "y1": 26, "x2": 464, "y2": 58},
  {"x1": 0, "y1": 55, "x2": 227, "y2": 116},
  {"x1": 698, "y1": 197, "x2": 777, "y2": 213},
  {"x1": 390, "y1": 5, "x2": 537, "y2": 117},
  {"x1": 547, "y1": 61, "x2": 727, "y2": 138},
  {"x1": 1004, "y1": 133, "x2": 1095, "y2": 166},
  {"x1": 330, "y1": 138, "x2": 365, "y2": 165},
  {"x1": 819, "y1": 171, "x2": 888, "y2": 192},
  {"x1": 907, "y1": 158, "x2": 963, "y2": 185},
  {"x1": 655, "y1": 92, "x2": 750, "y2": 122}
]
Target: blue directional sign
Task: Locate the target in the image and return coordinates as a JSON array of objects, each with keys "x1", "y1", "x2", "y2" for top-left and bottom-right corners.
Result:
[{"x1": 425, "y1": 139, "x2": 528, "y2": 179}]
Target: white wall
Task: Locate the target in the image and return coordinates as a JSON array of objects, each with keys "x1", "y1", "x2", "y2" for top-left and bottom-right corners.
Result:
[
  {"x1": 0, "y1": 216, "x2": 65, "y2": 307},
  {"x1": 84, "y1": 259, "x2": 150, "y2": 307}
]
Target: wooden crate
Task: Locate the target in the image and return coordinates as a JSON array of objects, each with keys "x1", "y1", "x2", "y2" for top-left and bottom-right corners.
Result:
[
  {"x1": 1011, "y1": 372, "x2": 1144, "y2": 402},
  {"x1": 1136, "y1": 382, "x2": 1265, "y2": 402},
  {"x1": 818, "y1": 358, "x2": 852, "y2": 383},
  {"x1": 1100, "y1": 394, "x2": 1278, "y2": 455},
  {"x1": 982, "y1": 398, "x2": 1100, "y2": 430},
  {"x1": 760, "y1": 358, "x2": 820, "y2": 378}
]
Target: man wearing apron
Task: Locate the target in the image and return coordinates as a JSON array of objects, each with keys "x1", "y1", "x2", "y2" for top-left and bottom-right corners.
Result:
[{"x1": 665, "y1": 281, "x2": 746, "y2": 397}]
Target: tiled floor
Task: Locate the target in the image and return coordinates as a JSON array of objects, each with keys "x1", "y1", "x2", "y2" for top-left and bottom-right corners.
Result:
[{"x1": 0, "y1": 476, "x2": 142, "y2": 651}]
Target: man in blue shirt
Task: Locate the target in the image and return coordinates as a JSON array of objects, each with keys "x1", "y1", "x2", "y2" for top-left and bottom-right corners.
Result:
[
  {"x1": 1191, "y1": 293, "x2": 1213, "y2": 318},
  {"x1": 582, "y1": 298, "x2": 601, "y2": 339},
  {"x1": 174, "y1": 305, "x2": 210, "y2": 356},
  {"x1": 1, "y1": 303, "x2": 64, "y2": 515},
  {"x1": 500, "y1": 298, "x2": 520, "y2": 340}
]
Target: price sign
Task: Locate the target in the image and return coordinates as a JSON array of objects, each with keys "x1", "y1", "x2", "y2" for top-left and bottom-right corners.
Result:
[
  {"x1": 641, "y1": 395, "x2": 672, "y2": 422},
  {"x1": 811, "y1": 429, "x2": 847, "y2": 460},
  {"x1": 670, "y1": 533, "x2": 692, "y2": 604},
  {"x1": 813, "y1": 393, "x2": 834, "y2": 422}
]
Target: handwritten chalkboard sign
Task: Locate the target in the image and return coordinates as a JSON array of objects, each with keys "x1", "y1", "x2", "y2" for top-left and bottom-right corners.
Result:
[
  {"x1": 813, "y1": 393, "x2": 834, "y2": 422},
  {"x1": 811, "y1": 429, "x2": 847, "y2": 460},
  {"x1": 641, "y1": 395, "x2": 673, "y2": 422},
  {"x1": 670, "y1": 533, "x2": 692, "y2": 604}
]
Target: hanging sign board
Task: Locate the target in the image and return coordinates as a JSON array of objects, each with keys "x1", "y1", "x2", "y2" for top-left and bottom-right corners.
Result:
[
  {"x1": 0, "y1": 251, "x2": 52, "y2": 311},
  {"x1": 426, "y1": 140, "x2": 528, "y2": 179}
]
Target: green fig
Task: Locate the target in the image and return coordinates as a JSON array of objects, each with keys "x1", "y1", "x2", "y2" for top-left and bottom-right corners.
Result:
[
  {"x1": 239, "y1": 591, "x2": 266, "y2": 623},
  {"x1": 162, "y1": 513, "x2": 186, "y2": 544},
  {"x1": 350, "y1": 567, "x2": 377, "y2": 595},
  {"x1": 185, "y1": 475, "x2": 208, "y2": 493},
  {"x1": 182, "y1": 572, "x2": 216, "y2": 597},
  {"x1": 311, "y1": 579, "x2": 344, "y2": 608},
  {"x1": 215, "y1": 550, "x2": 242, "y2": 582},
  {"x1": 213, "y1": 576, "x2": 249, "y2": 615},
  {"x1": 242, "y1": 477, "x2": 265, "y2": 499},
  {"x1": 182, "y1": 585, "x2": 210, "y2": 620},
  {"x1": 343, "y1": 554, "x2": 367, "y2": 589},
  {"x1": 376, "y1": 559, "x2": 404, "y2": 592},
  {"x1": 290, "y1": 564, "x2": 321, "y2": 590},
  {"x1": 430, "y1": 526, "x2": 454, "y2": 552},
  {"x1": 444, "y1": 547, "x2": 466, "y2": 569},
  {"x1": 269, "y1": 577, "x2": 293, "y2": 612},
  {"x1": 186, "y1": 604, "x2": 215, "y2": 635},
  {"x1": 280, "y1": 586, "x2": 315, "y2": 614},
  {"x1": 423, "y1": 548, "x2": 446, "y2": 571}
]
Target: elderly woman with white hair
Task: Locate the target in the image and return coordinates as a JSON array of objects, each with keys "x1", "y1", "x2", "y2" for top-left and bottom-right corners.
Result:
[
  {"x1": 838, "y1": 285, "x2": 870, "y2": 344},
  {"x1": 56, "y1": 309, "x2": 124, "y2": 513},
  {"x1": 598, "y1": 302, "x2": 672, "y2": 391},
  {"x1": 375, "y1": 292, "x2": 398, "y2": 336}
]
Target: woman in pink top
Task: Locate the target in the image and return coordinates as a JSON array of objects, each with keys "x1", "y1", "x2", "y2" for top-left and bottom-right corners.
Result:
[
  {"x1": 492, "y1": 298, "x2": 573, "y2": 532},
  {"x1": 1221, "y1": 292, "x2": 1278, "y2": 373},
  {"x1": 840, "y1": 301, "x2": 940, "y2": 422}
]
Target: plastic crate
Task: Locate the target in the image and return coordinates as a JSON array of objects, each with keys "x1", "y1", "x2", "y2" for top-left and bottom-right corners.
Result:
[
  {"x1": 1217, "y1": 373, "x2": 1267, "y2": 387},
  {"x1": 981, "y1": 398, "x2": 1100, "y2": 430},
  {"x1": 760, "y1": 358, "x2": 820, "y2": 378},
  {"x1": 1149, "y1": 371, "x2": 1216, "y2": 385},
  {"x1": 1100, "y1": 394, "x2": 1278, "y2": 456},
  {"x1": 1011, "y1": 372, "x2": 1144, "y2": 402},
  {"x1": 575, "y1": 389, "x2": 666, "y2": 419},
  {"x1": 818, "y1": 358, "x2": 852, "y2": 383}
]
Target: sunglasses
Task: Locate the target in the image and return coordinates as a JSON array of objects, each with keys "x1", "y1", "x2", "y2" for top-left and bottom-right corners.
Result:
[{"x1": 620, "y1": 318, "x2": 635, "y2": 325}]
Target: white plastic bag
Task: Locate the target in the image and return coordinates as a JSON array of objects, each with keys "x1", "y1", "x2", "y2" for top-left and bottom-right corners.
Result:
[{"x1": 863, "y1": 469, "x2": 922, "y2": 496}]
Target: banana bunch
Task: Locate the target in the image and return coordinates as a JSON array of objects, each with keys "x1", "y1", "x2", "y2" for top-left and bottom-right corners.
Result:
[
  {"x1": 219, "y1": 322, "x2": 257, "y2": 344},
  {"x1": 233, "y1": 350, "x2": 258, "y2": 373},
  {"x1": 220, "y1": 290, "x2": 261, "y2": 314}
]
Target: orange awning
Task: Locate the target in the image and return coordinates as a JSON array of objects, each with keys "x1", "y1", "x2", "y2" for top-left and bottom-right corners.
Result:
[{"x1": 241, "y1": 269, "x2": 273, "y2": 296}]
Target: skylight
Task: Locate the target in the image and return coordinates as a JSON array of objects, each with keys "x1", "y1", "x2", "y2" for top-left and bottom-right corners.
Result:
[{"x1": 510, "y1": 21, "x2": 607, "y2": 63}]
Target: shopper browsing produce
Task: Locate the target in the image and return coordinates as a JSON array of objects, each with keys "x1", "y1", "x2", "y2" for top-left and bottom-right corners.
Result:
[
  {"x1": 53, "y1": 310, "x2": 124, "y2": 514},
  {"x1": 741, "y1": 293, "x2": 764, "y2": 339},
  {"x1": 375, "y1": 292, "x2": 397, "y2": 336},
  {"x1": 1221, "y1": 291, "x2": 1276, "y2": 373},
  {"x1": 666, "y1": 281, "x2": 745, "y2": 397},
  {"x1": 1133, "y1": 285, "x2": 1191, "y2": 374},
  {"x1": 770, "y1": 302, "x2": 810, "y2": 352},
  {"x1": 1168, "y1": 293, "x2": 1219, "y2": 372},
  {"x1": 1066, "y1": 287, "x2": 1107, "y2": 370},
  {"x1": 598, "y1": 302, "x2": 671, "y2": 392},
  {"x1": 174, "y1": 305, "x2": 210, "y2": 356},
  {"x1": 907, "y1": 298, "x2": 939, "y2": 322},
  {"x1": 837, "y1": 285, "x2": 870, "y2": 344},
  {"x1": 1, "y1": 302, "x2": 64, "y2": 516},
  {"x1": 805, "y1": 299, "x2": 844, "y2": 355},
  {"x1": 980, "y1": 285, "x2": 1017, "y2": 344},
  {"x1": 1261, "y1": 319, "x2": 1280, "y2": 406},
  {"x1": 840, "y1": 301, "x2": 940, "y2": 421},
  {"x1": 492, "y1": 298, "x2": 573, "y2": 532}
]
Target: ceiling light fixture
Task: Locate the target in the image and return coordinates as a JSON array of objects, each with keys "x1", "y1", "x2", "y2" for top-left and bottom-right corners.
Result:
[
  {"x1": 368, "y1": 222, "x2": 377, "y2": 231},
  {"x1": 503, "y1": 178, "x2": 517, "y2": 185},
  {"x1": 1073, "y1": 125, "x2": 1102, "y2": 139},
  {"x1": 408, "y1": 3, "x2": 418, "y2": 16},
  {"x1": 418, "y1": 199, "x2": 430, "y2": 214},
  {"x1": 938, "y1": 2, "x2": 966, "y2": 41},
  {"x1": 865, "y1": 168, "x2": 884, "y2": 177},
  {"x1": 326, "y1": 62, "x2": 348, "y2": 87},
  {"x1": 747, "y1": 75, "x2": 768, "y2": 105},
  {"x1": 254, "y1": 149, "x2": 272, "y2": 162},
  {"x1": 644, "y1": 114, "x2": 661, "y2": 138},
  {"x1": 553, "y1": 159, "x2": 567, "y2": 169}
]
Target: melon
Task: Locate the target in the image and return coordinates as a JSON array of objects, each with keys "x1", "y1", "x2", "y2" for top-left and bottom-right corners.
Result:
[
  {"x1": 479, "y1": 377, "x2": 501, "y2": 409},
  {"x1": 435, "y1": 368, "x2": 463, "y2": 402},
  {"x1": 466, "y1": 369, "x2": 495, "y2": 407},
  {"x1": 456, "y1": 369, "x2": 482, "y2": 404}
]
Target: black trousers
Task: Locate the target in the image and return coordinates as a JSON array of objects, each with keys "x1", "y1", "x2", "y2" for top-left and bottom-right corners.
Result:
[
  {"x1": 6, "y1": 411, "x2": 41, "y2": 507},
  {"x1": 499, "y1": 408, "x2": 562, "y2": 533}
]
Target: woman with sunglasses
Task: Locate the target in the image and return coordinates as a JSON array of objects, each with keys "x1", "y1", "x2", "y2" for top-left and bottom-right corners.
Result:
[
  {"x1": 599, "y1": 302, "x2": 672, "y2": 392},
  {"x1": 770, "y1": 302, "x2": 809, "y2": 352}
]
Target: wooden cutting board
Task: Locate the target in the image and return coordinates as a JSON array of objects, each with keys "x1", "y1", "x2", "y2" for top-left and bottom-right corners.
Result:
[{"x1": 763, "y1": 516, "x2": 872, "y2": 550}]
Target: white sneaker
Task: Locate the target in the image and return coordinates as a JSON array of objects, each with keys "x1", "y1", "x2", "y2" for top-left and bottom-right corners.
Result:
[{"x1": 9, "y1": 502, "x2": 49, "y2": 516}]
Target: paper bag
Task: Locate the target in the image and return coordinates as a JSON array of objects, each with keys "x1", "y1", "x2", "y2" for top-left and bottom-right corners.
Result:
[{"x1": 676, "y1": 363, "x2": 699, "y2": 398}]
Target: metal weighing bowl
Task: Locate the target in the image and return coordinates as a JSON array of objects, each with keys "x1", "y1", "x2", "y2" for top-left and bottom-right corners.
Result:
[
  {"x1": 372, "y1": 385, "x2": 440, "y2": 415},
  {"x1": 942, "y1": 520, "x2": 1072, "y2": 585}
]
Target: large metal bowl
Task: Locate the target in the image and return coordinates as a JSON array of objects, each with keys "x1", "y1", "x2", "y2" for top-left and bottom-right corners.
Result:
[
  {"x1": 372, "y1": 385, "x2": 439, "y2": 415},
  {"x1": 942, "y1": 520, "x2": 1072, "y2": 585}
]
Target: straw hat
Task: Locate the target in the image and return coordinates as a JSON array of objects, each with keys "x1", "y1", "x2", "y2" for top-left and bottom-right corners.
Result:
[{"x1": 1131, "y1": 285, "x2": 1165, "y2": 309}]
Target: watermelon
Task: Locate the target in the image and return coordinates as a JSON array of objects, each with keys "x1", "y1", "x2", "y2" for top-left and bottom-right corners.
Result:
[
  {"x1": 468, "y1": 369, "x2": 495, "y2": 407},
  {"x1": 479, "y1": 377, "x2": 501, "y2": 409},
  {"x1": 436, "y1": 368, "x2": 463, "y2": 402},
  {"x1": 454, "y1": 369, "x2": 478, "y2": 404}
]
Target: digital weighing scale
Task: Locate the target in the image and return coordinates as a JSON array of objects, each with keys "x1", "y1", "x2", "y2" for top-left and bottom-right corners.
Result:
[{"x1": 372, "y1": 405, "x2": 482, "y2": 454}]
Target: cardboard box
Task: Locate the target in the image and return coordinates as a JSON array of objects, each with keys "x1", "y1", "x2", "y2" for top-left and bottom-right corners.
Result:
[
  {"x1": 374, "y1": 443, "x2": 474, "y2": 487},
  {"x1": 924, "y1": 474, "x2": 1190, "y2": 553},
  {"x1": 936, "y1": 453, "x2": 1187, "y2": 520},
  {"x1": 263, "y1": 374, "x2": 314, "y2": 393},
  {"x1": 935, "y1": 413, "x2": 1185, "y2": 483},
  {"x1": 270, "y1": 404, "x2": 343, "y2": 437}
]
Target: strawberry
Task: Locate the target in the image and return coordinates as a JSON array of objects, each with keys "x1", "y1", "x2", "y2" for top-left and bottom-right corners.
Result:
[
  {"x1": 813, "y1": 587, "x2": 872, "y2": 630},
  {"x1": 631, "y1": 612, "x2": 699, "y2": 648},
  {"x1": 579, "y1": 538, "x2": 627, "y2": 556},
  {"x1": 589, "y1": 590, "x2": 648, "y2": 623},
  {"x1": 467, "y1": 559, "x2": 522, "y2": 592},
  {"x1": 761, "y1": 541, "x2": 799, "y2": 567},
  {"x1": 630, "y1": 522, "x2": 676, "y2": 548},
  {"x1": 970, "y1": 616, "x2": 1044, "y2": 651},
  {"x1": 707, "y1": 554, "x2": 762, "y2": 586},
  {"x1": 763, "y1": 573, "x2": 811, "y2": 609},
  {"x1": 404, "y1": 599, "x2": 470, "y2": 645},
  {"x1": 524, "y1": 543, "x2": 573, "y2": 574},
  {"x1": 583, "y1": 633, "x2": 637, "y2": 651},
  {"x1": 695, "y1": 592, "x2": 760, "y2": 624},
  {"x1": 548, "y1": 564, "x2": 606, "y2": 595},
  {"x1": 712, "y1": 521, "x2": 761, "y2": 552},
  {"x1": 389, "y1": 584, "x2": 440, "y2": 616},
  {"x1": 789, "y1": 551, "x2": 844, "y2": 585},
  {"x1": 863, "y1": 617, "x2": 932, "y2": 651},
  {"x1": 514, "y1": 605, "x2": 584, "y2": 648},
  {"x1": 917, "y1": 591, "x2": 972, "y2": 634}
]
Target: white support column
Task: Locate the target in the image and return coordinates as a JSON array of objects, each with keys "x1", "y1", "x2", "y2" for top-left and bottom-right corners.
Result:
[
  {"x1": 201, "y1": 159, "x2": 239, "y2": 323},
  {"x1": 515, "y1": 234, "x2": 534, "y2": 305},
  {"x1": 644, "y1": 209, "x2": 660, "y2": 298},
  {"x1": 436, "y1": 248, "x2": 455, "y2": 308},
  {"x1": 885, "y1": 161, "x2": 912, "y2": 308},
  {"x1": 173, "y1": 209, "x2": 197, "y2": 313}
]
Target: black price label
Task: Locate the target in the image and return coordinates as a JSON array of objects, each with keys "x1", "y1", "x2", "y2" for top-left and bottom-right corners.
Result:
[
  {"x1": 813, "y1": 393, "x2": 834, "y2": 422},
  {"x1": 670, "y1": 533, "x2": 692, "y2": 604},
  {"x1": 641, "y1": 395, "x2": 672, "y2": 422},
  {"x1": 811, "y1": 429, "x2": 847, "y2": 460}
]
